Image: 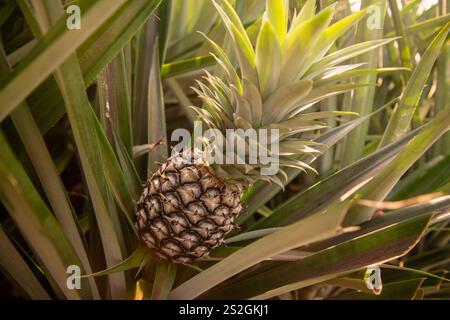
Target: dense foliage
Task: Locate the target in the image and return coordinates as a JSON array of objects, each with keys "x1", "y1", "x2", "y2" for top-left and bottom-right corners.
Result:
[{"x1": 0, "y1": 0, "x2": 449, "y2": 300}]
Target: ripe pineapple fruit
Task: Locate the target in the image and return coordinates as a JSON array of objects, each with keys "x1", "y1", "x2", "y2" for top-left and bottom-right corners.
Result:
[
  {"x1": 136, "y1": 149, "x2": 244, "y2": 264},
  {"x1": 136, "y1": 0, "x2": 395, "y2": 263}
]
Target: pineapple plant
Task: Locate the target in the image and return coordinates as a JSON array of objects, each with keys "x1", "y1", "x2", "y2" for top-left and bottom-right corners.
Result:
[
  {"x1": 0, "y1": 0, "x2": 450, "y2": 301},
  {"x1": 135, "y1": 0, "x2": 394, "y2": 263}
]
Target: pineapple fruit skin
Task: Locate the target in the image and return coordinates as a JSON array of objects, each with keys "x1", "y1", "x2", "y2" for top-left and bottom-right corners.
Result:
[{"x1": 135, "y1": 156, "x2": 244, "y2": 264}]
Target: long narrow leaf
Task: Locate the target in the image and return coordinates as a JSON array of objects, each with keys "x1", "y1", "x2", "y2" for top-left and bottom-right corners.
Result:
[
  {"x1": 380, "y1": 22, "x2": 450, "y2": 147},
  {"x1": 203, "y1": 215, "x2": 432, "y2": 299},
  {"x1": 0, "y1": 226, "x2": 50, "y2": 299},
  {"x1": 0, "y1": 0, "x2": 128, "y2": 123},
  {"x1": 0, "y1": 132, "x2": 89, "y2": 299},
  {"x1": 250, "y1": 128, "x2": 420, "y2": 230},
  {"x1": 169, "y1": 202, "x2": 349, "y2": 299},
  {"x1": 347, "y1": 103, "x2": 450, "y2": 225}
]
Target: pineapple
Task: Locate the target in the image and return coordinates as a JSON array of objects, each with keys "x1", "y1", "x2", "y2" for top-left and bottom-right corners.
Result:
[
  {"x1": 135, "y1": 0, "x2": 395, "y2": 263},
  {"x1": 135, "y1": 148, "x2": 244, "y2": 264}
]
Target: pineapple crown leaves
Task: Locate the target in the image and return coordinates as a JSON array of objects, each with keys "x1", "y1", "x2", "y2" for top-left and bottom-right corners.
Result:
[{"x1": 190, "y1": 0, "x2": 399, "y2": 185}]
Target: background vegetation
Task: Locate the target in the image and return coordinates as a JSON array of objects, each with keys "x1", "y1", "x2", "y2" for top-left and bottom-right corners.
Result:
[{"x1": 0, "y1": 0, "x2": 449, "y2": 300}]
